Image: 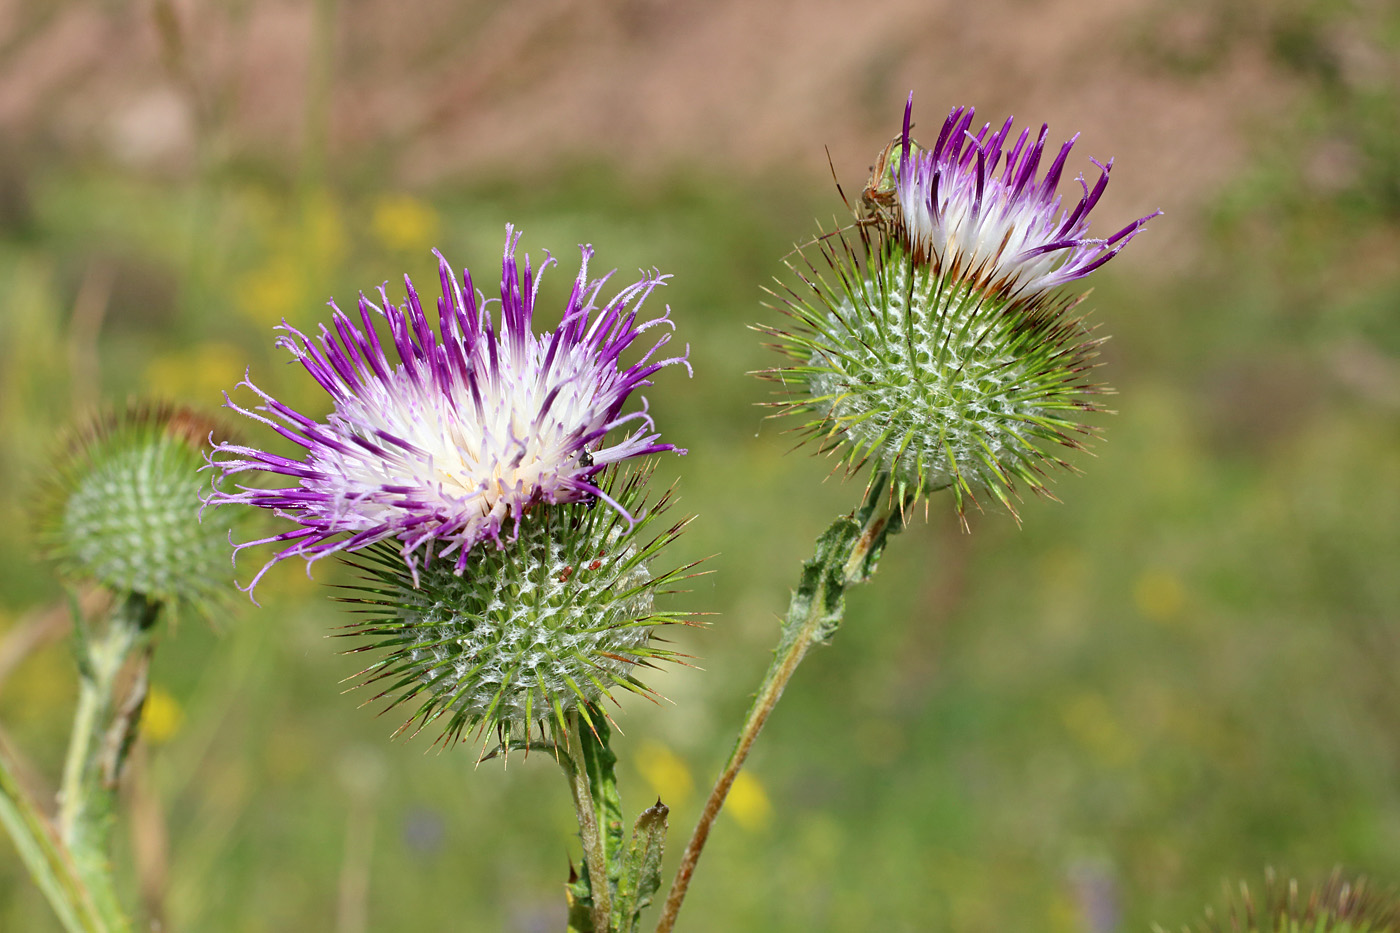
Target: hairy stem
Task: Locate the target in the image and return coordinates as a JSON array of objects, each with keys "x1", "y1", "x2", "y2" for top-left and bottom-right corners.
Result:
[
  {"x1": 651, "y1": 611, "x2": 814, "y2": 933},
  {"x1": 655, "y1": 473, "x2": 909, "y2": 933},
  {"x1": 55, "y1": 592, "x2": 158, "y2": 932},
  {"x1": 566, "y1": 710, "x2": 613, "y2": 932}
]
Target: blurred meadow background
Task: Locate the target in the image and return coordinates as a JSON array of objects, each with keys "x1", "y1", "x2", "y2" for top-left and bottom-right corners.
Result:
[{"x1": 1, "y1": 0, "x2": 1398, "y2": 930}]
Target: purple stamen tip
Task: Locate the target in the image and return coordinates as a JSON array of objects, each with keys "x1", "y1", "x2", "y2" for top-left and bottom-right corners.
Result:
[{"x1": 893, "y1": 93, "x2": 1159, "y2": 297}]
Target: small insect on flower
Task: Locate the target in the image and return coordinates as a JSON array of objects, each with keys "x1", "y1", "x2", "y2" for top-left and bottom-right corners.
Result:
[
  {"x1": 38, "y1": 402, "x2": 236, "y2": 612},
  {"x1": 209, "y1": 225, "x2": 689, "y2": 595},
  {"x1": 858, "y1": 133, "x2": 904, "y2": 228},
  {"x1": 760, "y1": 95, "x2": 1159, "y2": 521}
]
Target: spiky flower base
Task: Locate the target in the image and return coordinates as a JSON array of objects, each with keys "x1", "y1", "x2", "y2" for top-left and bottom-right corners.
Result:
[
  {"x1": 1191, "y1": 873, "x2": 1399, "y2": 933},
  {"x1": 339, "y1": 467, "x2": 692, "y2": 748},
  {"x1": 763, "y1": 229, "x2": 1106, "y2": 517},
  {"x1": 39, "y1": 404, "x2": 232, "y2": 608}
]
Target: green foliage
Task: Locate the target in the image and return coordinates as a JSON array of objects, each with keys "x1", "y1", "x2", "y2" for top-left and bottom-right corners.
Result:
[
  {"x1": 564, "y1": 713, "x2": 671, "y2": 933},
  {"x1": 784, "y1": 471, "x2": 912, "y2": 651},
  {"x1": 615, "y1": 800, "x2": 669, "y2": 932}
]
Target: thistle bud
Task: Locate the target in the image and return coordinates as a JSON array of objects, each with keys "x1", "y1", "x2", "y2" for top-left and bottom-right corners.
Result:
[{"x1": 38, "y1": 403, "x2": 234, "y2": 610}]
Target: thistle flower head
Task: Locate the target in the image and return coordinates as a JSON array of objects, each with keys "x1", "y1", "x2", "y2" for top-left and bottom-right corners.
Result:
[
  {"x1": 338, "y1": 465, "x2": 693, "y2": 749},
  {"x1": 1185, "y1": 872, "x2": 1399, "y2": 933},
  {"x1": 882, "y1": 94, "x2": 1160, "y2": 299},
  {"x1": 762, "y1": 97, "x2": 1158, "y2": 519},
  {"x1": 210, "y1": 226, "x2": 688, "y2": 592},
  {"x1": 39, "y1": 403, "x2": 234, "y2": 610}
]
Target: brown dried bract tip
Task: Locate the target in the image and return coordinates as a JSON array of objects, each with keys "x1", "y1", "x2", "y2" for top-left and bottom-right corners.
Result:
[
  {"x1": 59, "y1": 399, "x2": 230, "y2": 462},
  {"x1": 160, "y1": 404, "x2": 230, "y2": 450}
]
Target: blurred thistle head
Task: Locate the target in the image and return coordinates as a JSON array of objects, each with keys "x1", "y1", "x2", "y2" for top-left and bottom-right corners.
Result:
[
  {"x1": 339, "y1": 464, "x2": 695, "y2": 751},
  {"x1": 38, "y1": 402, "x2": 236, "y2": 611},
  {"x1": 760, "y1": 95, "x2": 1159, "y2": 520},
  {"x1": 1179, "y1": 872, "x2": 1399, "y2": 933},
  {"x1": 210, "y1": 224, "x2": 689, "y2": 594}
]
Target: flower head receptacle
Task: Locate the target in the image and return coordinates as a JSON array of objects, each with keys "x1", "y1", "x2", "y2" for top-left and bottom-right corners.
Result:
[
  {"x1": 763, "y1": 228, "x2": 1107, "y2": 517},
  {"x1": 337, "y1": 464, "x2": 694, "y2": 750},
  {"x1": 210, "y1": 225, "x2": 689, "y2": 593}
]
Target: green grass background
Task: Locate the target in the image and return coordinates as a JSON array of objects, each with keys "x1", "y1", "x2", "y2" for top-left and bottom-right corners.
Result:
[{"x1": 1, "y1": 1, "x2": 1399, "y2": 931}]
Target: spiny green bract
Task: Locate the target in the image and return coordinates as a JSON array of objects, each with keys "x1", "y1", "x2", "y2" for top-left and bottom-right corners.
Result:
[
  {"x1": 337, "y1": 467, "x2": 694, "y2": 750},
  {"x1": 761, "y1": 226, "x2": 1107, "y2": 520},
  {"x1": 38, "y1": 403, "x2": 234, "y2": 610},
  {"x1": 1177, "y1": 873, "x2": 1399, "y2": 933}
]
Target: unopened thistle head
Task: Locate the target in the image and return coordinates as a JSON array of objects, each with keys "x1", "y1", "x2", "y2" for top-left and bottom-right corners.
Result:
[
  {"x1": 210, "y1": 225, "x2": 689, "y2": 592},
  {"x1": 1184, "y1": 872, "x2": 1399, "y2": 933},
  {"x1": 761, "y1": 96, "x2": 1159, "y2": 518},
  {"x1": 339, "y1": 465, "x2": 693, "y2": 748},
  {"x1": 39, "y1": 403, "x2": 234, "y2": 610}
]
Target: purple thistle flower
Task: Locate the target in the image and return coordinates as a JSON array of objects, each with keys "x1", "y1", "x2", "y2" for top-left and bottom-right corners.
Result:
[
  {"x1": 887, "y1": 94, "x2": 1161, "y2": 298},
  {"x1": 210, "y1": 225, "x2": 688, "y2": 594}
]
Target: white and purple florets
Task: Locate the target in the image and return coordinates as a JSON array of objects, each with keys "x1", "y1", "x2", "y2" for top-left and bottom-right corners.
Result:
[
  {"x1": 891, "y1": 95, "x2": 1161, "y2": 298},
  {"x1": 211, "y1": 225, "x2": 688, "y2": 592}
]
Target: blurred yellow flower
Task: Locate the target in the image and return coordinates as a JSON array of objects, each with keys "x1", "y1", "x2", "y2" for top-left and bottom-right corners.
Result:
[
  {"x1": 724, "y1": 770, "x2": 772, "y2": 832},
  {"x1": 144, "y1": 341, "x2": 244, "y2": 404},
  {"x1": 303, "y1": 193, "x2": 347, "y2": 267},
  {"x1": 1048, "y1": 890, "x2": 1081, "y2": 933},
  {"x1": 372, "y1": 194, "x2": 441, "y2": 253},
  {"x1": 234, "y1": 190, "x2": 347, "y2": 328},
  {"x1": 1133, "y1": 569, "x2": 1185, "y2": 623},
  {"x1": 636, "y1": 740, "x2": 693, "y2": 807},
  {"x1": 141, "y1": 684, "x2": 184, "y2": 745},
  {"x1": 0, "y1": 615, "x2": 71, "y2": 714},
  {"x1": 1060, "y1": 692, "x2": 1136, "y2": 767},
  {"x1": 236, "y1": 256, "x2": 303, "y2": 327}
]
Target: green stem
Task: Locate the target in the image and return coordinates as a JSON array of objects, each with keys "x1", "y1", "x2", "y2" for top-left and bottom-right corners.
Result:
[
  {"x1": 55, "y1": 592, "x2": 158, "y2": 931},
  {"x1": 654, "y1": 473, "x2": 911, "y2": 933},
  {"x1": 566, "y1": 710, "x2": 613, "y2": 933},
  {"x1": 57, "y1": 676, "x2": 109, "y2": 841},
  {"x1": 0, "y1": 739, "x2": 108, "y2": 932}
]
